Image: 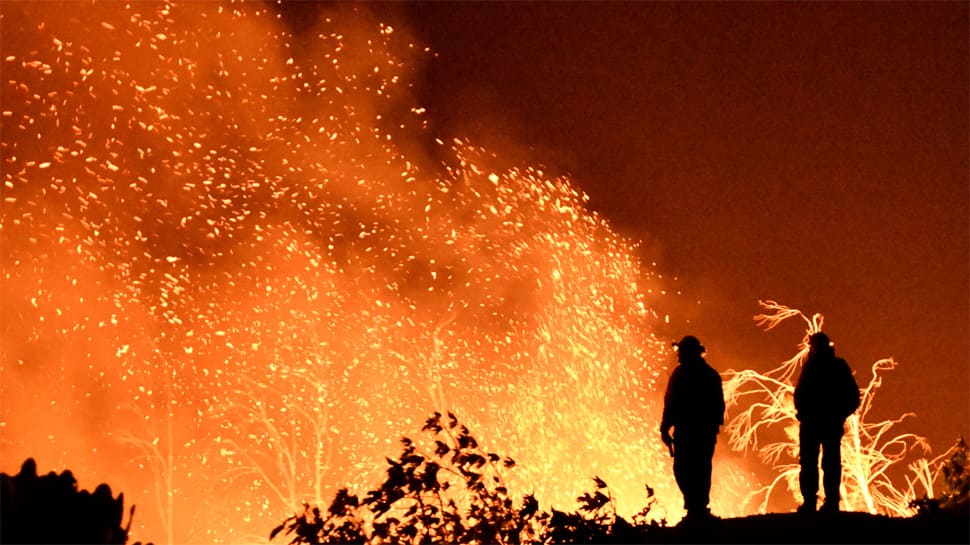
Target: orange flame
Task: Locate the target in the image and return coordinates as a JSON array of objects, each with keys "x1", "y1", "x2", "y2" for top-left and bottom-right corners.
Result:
[{"x1": 0, "y1": 3, "x2": 755, "y2": 543}]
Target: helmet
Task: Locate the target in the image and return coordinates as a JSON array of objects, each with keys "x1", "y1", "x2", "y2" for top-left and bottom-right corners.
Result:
[
  {"x1": 673, "y1": 335, "x2": 705, "y2": 356},
  {"x1": 808, "y1": 332, "x2": 833, "y2": 349}
]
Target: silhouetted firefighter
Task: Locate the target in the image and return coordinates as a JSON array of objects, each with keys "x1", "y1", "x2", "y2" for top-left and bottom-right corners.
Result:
[
  {"x1": 794, "y1": 332, "x2": 861, "y2": 513},
  {"x1": 660, "y1": 335, "x2": 725, "y2": 525}
]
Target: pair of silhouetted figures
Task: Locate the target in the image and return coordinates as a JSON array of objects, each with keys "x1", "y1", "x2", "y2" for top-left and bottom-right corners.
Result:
[{"x1": 660, "y1": 332, "x2": 861, "y2": 526}]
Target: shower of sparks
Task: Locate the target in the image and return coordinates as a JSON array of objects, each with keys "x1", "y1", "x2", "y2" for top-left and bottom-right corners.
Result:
[
  {"x1": 724, "y1": 300, "x2": 946, "y2": 516},
  {"x1": 0, "y1": 3, "x2": 755, "y2": 543}
]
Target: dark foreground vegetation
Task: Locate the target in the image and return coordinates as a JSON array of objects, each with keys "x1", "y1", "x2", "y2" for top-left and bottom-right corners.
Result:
[
  {"x1": 0, "y1": 458, "x2": 142, "y2": 544},
  {"x1": 1, "y1": 412, "x2": 966, "y2": 544},
  {"x1": 271, "y1": 412, "x2": 969, "y2": 544}
]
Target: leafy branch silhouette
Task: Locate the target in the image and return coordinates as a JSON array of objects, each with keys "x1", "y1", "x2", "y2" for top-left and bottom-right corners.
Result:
[{"x1": 270, "y1": 411, "x2": 663, "y2": 544}]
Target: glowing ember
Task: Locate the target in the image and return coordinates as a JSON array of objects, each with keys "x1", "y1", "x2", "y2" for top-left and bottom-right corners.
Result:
[{"x1": 1, "y1": 3, "x2": 753, "y2": 543}]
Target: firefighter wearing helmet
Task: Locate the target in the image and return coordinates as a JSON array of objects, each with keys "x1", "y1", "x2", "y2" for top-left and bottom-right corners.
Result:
[
  {"x1": 660, "y1": 335, "x2": 725, "y2": 525},
  {"x1": 794, "y1": 332, "x2": 861, "y2": 513}
]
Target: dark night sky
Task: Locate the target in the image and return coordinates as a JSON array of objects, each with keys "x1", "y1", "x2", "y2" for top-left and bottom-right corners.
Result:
[{"x1": 382, "y1": 1, "x2": 969, "y2": 453}]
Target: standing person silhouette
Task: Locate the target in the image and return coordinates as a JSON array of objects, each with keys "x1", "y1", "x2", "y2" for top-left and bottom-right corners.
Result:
[
  {"x1": 660, "y1": 335, "x2": 725, "y2": 525},
  {"x1": 794, "y1": 332, "x2": 861, "y2": 513}
]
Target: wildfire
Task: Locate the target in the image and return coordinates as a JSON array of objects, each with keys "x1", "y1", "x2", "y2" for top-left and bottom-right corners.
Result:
[{"x1": 1, "y1": 3, "x2": 754, "y2": 543}]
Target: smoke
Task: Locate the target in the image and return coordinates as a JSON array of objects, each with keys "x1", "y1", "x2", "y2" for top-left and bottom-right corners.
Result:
[{"x1": 1, "y1": 3, "x2": 754, "y2": 543}]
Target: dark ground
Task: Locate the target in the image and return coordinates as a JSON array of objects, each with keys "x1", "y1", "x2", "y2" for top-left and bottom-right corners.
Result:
[{"x1": 626, "y1": 510, "x2": 969, "y2": 544}]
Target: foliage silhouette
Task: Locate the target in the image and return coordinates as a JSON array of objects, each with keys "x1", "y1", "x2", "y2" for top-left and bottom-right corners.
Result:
[
  {"x1": 0, "y1": 458, "x2": 150, "y2": 544},
  {"x1": 909, "y1": 435, "x2": 969, "y2": 517},
  {"x1": 937, "y1": 436, "x2": 970, "y2": 512},
  {"x1": 270, "y1": 411, "x2": 665, "y2": 544}
]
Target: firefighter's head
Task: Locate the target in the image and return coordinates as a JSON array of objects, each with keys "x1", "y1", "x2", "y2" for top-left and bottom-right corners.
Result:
[
  {"x1": 673, "y1": 335, "x2": 705, "y2": 362},
  {"x1": 808, "y1": 332, "x2": 835, "y2": 356}
]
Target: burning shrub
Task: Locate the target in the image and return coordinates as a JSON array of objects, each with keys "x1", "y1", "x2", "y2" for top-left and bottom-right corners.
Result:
[{"x1": 269, "y1": 411, "x2": 664, "y2": 544}]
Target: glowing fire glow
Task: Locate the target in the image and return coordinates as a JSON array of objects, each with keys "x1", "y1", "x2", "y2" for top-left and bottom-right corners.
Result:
[{"x1": 1, "y1": 3, "x2": 754, "y2": 543}]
